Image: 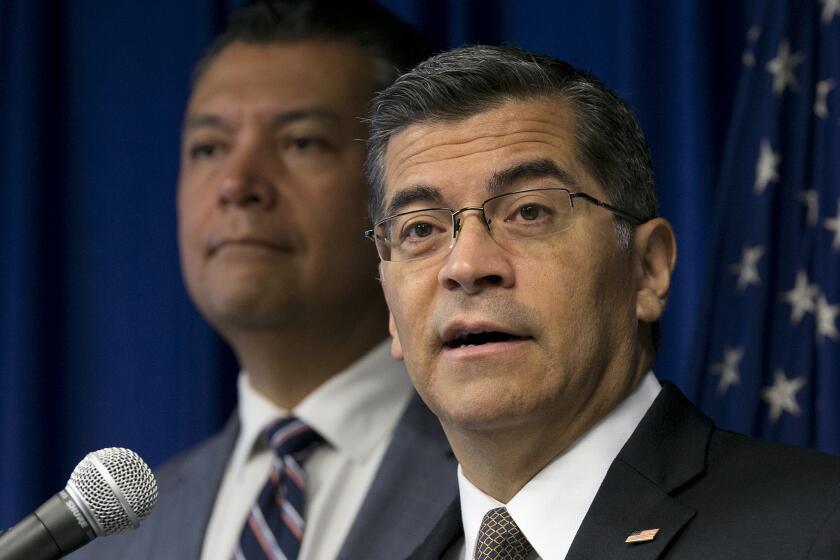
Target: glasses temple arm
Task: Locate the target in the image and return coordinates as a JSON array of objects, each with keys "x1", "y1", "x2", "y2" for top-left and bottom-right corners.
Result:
[{"x1": 570, "y1": 192, "x2": 645, "y2": 224}]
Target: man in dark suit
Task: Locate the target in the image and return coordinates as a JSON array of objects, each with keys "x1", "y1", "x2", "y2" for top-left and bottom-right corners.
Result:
[
  {"x1": 366, "y1": 45, "x2": 840, "y2": 559},
  {"x1": 70, "y1": 2, "x2": 456, "y2": 559}
]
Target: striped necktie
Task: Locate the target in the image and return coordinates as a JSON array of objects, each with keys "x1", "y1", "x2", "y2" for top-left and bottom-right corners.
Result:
[
  {"x1": 474, "y1": 507, "x2": 534, "y2": 560},
  {"x1": 234, "y1": 417, "x2": 324, "y2": 560}
]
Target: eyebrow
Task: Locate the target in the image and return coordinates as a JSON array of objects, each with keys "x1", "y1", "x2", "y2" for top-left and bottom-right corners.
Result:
[
  {"x1": 271, "y1": 108, "x2": 341, "y2": 127},
  {"x1": 382, "y1": 158, "x2": 580, "y2": 219},
  {"x1": 182, "y1": 114, "x2": 233, "y2": 134},
  {"x1": 384, "y1": 185, "x2": 445, "y2": 217},
  {"x1": 487, "y1": 158, "x2": 579, "y2": 196},
  {"x1": 182, "y1": 108, "x2": 341, "y2": 133}
]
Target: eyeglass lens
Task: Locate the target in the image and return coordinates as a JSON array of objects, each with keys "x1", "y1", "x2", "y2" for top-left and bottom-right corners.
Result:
[{"x1": 376, "y1": 189, "x2": 575, "y2": 262}]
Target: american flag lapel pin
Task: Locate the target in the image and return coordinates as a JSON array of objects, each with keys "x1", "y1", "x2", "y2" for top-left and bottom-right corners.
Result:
[{"x1": 625, "y1": 528, "x2": 660, "y2": 544}]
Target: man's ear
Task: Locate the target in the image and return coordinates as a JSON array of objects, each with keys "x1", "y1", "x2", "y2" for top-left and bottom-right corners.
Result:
[
  {"x1": 388, "y1": 312, "x2": 404, "y2": 361},
  {"x1": 633, "y1": 218, "x2": 677, "y2": 322}
]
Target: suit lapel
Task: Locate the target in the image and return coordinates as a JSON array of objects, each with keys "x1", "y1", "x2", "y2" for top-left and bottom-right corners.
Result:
[
  {"x1": 147, "y1": 414, "x2": 239, "y2": 558},
  {"x1": 406, "y1": 497, "x2": 463, "y2": 560},
  {"x1": 337, "y1": 394, "x2": 459, "y2": 560},
  {"x1": 565, "y1": 384, "x2": 712, "y2": 560},
  {"x1": 563, "y1": 461, "x2": 695, "y2": 560}
]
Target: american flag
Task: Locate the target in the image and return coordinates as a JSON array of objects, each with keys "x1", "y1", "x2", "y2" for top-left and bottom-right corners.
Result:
[
  {"x1": 625, "y1": 528, "x2": 660, "y2": 544},
  {"x1": 692, "y1": 1, "x2": 840, "y2": 454}
]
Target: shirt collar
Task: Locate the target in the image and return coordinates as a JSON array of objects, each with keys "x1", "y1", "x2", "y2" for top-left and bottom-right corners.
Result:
[
  {"x1": 231, "y1": 340, "x2": 414, "y2": 473},
  {"x1": 459, "y1": 372, "x2": 662, "y2": 559}
]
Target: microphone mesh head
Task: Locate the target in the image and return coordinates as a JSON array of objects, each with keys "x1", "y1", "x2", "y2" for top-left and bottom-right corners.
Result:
[{"x1": 67, "y1": 447, "x2": 159, "y2": 536}]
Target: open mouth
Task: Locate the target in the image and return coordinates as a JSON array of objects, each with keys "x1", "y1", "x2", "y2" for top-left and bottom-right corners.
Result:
[{"x1": 443, "y1": 331, "x2": 527, "y2": 349}]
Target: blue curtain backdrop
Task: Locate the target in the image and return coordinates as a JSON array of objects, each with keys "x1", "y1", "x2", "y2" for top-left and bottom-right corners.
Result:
[{"x1": 3, "y1": 0, "x2": 825, "y2": 528}]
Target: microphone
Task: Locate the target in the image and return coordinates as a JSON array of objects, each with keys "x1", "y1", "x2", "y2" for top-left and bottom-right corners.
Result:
[{"x1": 0, "y1": 447, "x2": 158, "y2": 560}]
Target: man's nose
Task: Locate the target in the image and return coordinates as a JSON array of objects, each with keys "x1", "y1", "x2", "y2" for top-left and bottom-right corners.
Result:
[
  {"x1": 217, "y1": 142, "x2": 277, "y2": 209},
  {"x1": 437, "y1": 212, "x2": 515, "y2": 294}
]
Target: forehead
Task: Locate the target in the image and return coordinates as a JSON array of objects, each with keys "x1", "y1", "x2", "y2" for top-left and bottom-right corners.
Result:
[
  {"x1": 383, "y1": 98, "x2": 599, "y2": 201},
  {"x1": 187, "y1": 40, "x2": 375, "y2": 118}
]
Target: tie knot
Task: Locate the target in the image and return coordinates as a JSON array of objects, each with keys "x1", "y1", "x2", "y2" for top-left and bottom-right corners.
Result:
[
  {"x1": 474, "y1": 507, "x2": 533, "y2": 560},
  {"x1": 263, "y1": 417, "x2": 323, "y2": 459}
]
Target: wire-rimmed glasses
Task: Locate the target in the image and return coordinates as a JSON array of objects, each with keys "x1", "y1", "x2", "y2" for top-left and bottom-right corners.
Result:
[{"x1": 364, "y1": 187, "x2": 645, "y2": 262}]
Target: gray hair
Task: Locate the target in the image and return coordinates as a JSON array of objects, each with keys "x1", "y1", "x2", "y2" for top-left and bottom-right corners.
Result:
[
  {"x1": 192, "y1": 0, "x2": 430, "y2": 93},
  {"x1": 366, "y1": 44, "x2": 658, "y2": 248}
]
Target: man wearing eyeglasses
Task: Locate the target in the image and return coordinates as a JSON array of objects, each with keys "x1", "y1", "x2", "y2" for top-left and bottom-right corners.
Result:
[{"x1": 368, "y1": 45, "x2": 840, "y2": 559}]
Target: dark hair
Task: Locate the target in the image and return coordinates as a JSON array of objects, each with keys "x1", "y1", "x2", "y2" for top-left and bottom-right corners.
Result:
[
  {"x1": 366, "y1": 44, "x2": 661, "y2": 349},
  {"x1": 366, "y1": 44, "x2": 658, "y2": 248},
  {"x1": 192, "y1": 0, "x2": 430, "y2": 92}
]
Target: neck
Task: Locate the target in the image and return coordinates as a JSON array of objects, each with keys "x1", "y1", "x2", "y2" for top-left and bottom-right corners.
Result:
[
  {"x1": 447, "y1": 421, "x2": 580, "y2": 503},
  {"x1": 448, "y1": 356, "x2": 651, "y2": 503},
  {"x1": 225, "y1": 307, "x2": 388, "y2": 410}
]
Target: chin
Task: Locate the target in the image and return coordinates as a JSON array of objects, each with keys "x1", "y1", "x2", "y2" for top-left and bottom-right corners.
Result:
[
  {"x1": 430, "y1": 383, "x2": 540, "y2": 433},
  {"x1": 206, "y1": 291, "x2": 297, "y2": 329}
]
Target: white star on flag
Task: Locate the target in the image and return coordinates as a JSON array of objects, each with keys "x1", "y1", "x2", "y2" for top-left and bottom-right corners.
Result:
[
  {"x1": 821, "y1": 0, "x2": 840, "y2": 24},
  {"x1": 711, "y1": 345, "x2": 744, "y2": 395},
  {"x1": 798, "y1": 190, "x2": 820, "y2": 226},
  {"x1": 766, "y1": 39, "x2": 805, "y2": 95},
  {"x1": 782, "y1": 271, "x2": 819, "y2": 324},
  {"x1": 815, "y1": 293, "x2": 840, "y2": 342},
  {"x1": 742, "y1": 52, "x2": 755, "y2": 67},
  {"x1": 762, "y1": 370, "x2": 806, "y2": 423},
  {"x1": 730, "y1": 245, "x2": 765, "y2": 291},
  {"x1": 741, "y1": 26, "x2": 761, "y2": 67},
  {"x1": 754, "y1": 140, "x2": 781, "y2": 194},
  {"x1": 814, "y1": 79, "x2": 836, "y2": 119},
  {"x1": 823, "y1": 199, "x2": 840, "y2": 251}
]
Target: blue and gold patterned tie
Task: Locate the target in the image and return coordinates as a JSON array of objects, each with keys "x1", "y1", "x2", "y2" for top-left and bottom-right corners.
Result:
[
  {"x1": 474, "y1": 507, "x2": 534, "y2": 560},
  {"x1": 234, "y1": 417, "x2": 323, "y2": 560}
]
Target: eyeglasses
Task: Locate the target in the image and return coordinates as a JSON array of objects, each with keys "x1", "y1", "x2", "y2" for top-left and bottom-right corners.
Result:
[{"x1": 364, "y1": 187, "x2": 645, "y2": 262}]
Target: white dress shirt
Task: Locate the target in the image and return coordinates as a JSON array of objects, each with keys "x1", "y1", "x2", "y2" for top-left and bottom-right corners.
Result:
[
  {"x1": 201, "y1": 341, "x2": 414, "y2": 560},
  {"x1": 456, "y1": 373, "x2": 662, "y2": 560}
]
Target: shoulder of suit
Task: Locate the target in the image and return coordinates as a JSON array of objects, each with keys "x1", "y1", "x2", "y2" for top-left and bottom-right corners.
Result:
[
  {"x1": 154, "y1": 413, "x2": 239, "y2": 483},
  {"x1": 708, "y1": 427, "x2": 840, "y2": 481}
]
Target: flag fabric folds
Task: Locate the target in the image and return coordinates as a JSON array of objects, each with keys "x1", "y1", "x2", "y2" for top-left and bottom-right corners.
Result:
[{"x1": 693, "y1": 1, "x2": 840, "y2": 454}]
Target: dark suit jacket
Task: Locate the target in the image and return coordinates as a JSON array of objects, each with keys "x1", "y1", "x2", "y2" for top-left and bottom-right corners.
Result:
[
  {"x1": 409, "y1": 383, "x2": 840, "y2": 559},
  {"x1": 69, "y1": 393, "x2": 457, "y2": 559}
]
